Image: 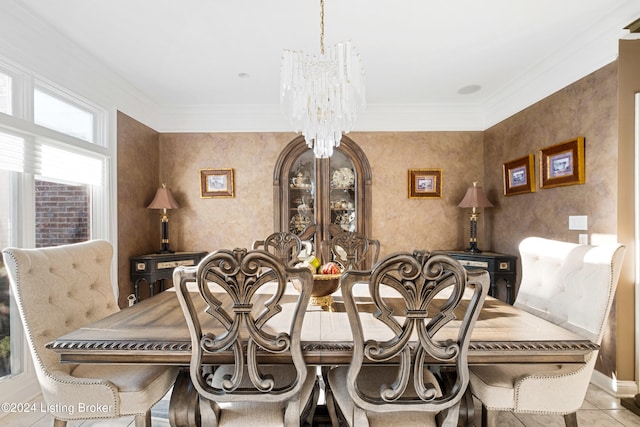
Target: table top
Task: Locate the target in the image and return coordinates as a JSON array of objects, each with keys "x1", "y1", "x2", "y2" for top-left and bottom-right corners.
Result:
[{"x1": 48, "y1": 286, "x2": 597, "y2": 366}]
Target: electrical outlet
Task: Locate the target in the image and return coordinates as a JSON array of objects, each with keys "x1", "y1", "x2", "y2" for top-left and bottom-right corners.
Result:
[{"x1": 579, "y1": 234, "x2": 588, "y2": 244}]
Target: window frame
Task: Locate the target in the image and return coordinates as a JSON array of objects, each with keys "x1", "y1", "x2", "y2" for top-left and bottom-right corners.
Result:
[{"x1": 0, "y1": 56, "x2": 113, "y2": 406}]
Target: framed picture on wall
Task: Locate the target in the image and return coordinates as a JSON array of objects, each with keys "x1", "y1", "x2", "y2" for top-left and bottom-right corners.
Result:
[
  {"x1": 200, "y1": 168, "x2": 234, "y2": 198},
  {"x1": 408, "y1": 169, "x2": 442, "y2": 198},
  {"x1": 503, "y1": 154, "x2": 536, "y2": 196},
  {"x1": 539, "y1": 136, "x2": 585, "y2": 189}
]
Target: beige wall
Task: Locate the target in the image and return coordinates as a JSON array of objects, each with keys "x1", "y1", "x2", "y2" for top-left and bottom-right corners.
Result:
[
  {"x1": 116, "y1": 112, "x2": 161, "y2": 307},
  {"x1": 117, "y1": 60, "x2": 627, "y2": 380},
  {"x1": 155, "y1": 131, "x2": 484, "y2": 256}
]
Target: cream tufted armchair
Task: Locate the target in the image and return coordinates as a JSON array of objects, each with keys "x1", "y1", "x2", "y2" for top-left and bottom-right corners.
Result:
[
  {"x1": 2, "y1": 240, "x2": 178, "y2": 427},
  {"x1": 469, "y1": 237, "x2": 625, "y2": 427}
]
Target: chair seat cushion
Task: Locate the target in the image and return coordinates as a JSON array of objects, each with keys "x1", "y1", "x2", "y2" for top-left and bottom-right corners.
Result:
[
  {"x1": 210, "y1": 365, "x2": 318, "y2": 427},
  {"x1": 469, "y1": 363, "x2": 581, "y2": 411},
  {"x1": 71, "y1": 364, "x2": 178, "y2": 415},
  {"x1": 327, "y1": 365, "x2": 441, "y2": 427}
]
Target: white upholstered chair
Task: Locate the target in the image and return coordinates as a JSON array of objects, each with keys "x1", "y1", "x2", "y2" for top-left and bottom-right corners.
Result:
[
  {"x1": 173, "y1": 247, "x2": 319, "y2": 426},
  {"x1": 469, "y1": 237, "x2": 626, "y2": 427},
  {"x1": 2, "y1": 240, "x2": 178, "y2": 427},
  {"x1": 326, "y1": 251, "x2": 489, "y2": 426}
]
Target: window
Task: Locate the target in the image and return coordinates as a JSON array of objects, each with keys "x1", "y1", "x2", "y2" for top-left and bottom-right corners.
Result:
[
  {"x1": 0, "y1": 72, "x2": 10, "y2": 115},
  {"x1": 0, "y1": 170, "x2": 13, "y2": 379},
  {"x1": 0, "y1": 57, "x2": 111, "y2": 403},
  {"x1": 34, "y1": 87, "x2": 96, "y2": 143}
]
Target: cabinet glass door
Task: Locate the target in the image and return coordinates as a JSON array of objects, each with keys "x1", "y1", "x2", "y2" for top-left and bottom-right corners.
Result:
[
  {"x1": 274, "y1": 135, "x2": 372, "y2": 263},
  {"x1": 287, "y1": 150, "x2": 316, "y2": 235},
  {"x1": 329, "y1": 151, "x2": 357, "y2": 232}
]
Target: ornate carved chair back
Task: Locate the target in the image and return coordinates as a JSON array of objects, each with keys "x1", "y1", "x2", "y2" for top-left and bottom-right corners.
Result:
[
  {"x1": 322, "y1": 231, "x2": 380, "y2": 271},
  {"x1": 328, "y1": 251, "x2": 489, "y2": 425},
  {"x1": 174, "y1": 247, "x2": 318, "y2": 425},
  {"x1": 251, "y1": 231, "x2": 304, "y2": 267}
]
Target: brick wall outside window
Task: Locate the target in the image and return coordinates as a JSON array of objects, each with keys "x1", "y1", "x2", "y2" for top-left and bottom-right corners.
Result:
[{"x1": 35, "y1": 180, "x2": 90, "y2": 247}]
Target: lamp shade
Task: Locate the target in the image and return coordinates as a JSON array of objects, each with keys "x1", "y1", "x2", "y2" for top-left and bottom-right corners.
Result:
[
  {"x1": 458, "y1": 182, "x2": 493, "y2": 209},
  {"x1": 147, "y1": 185, "x2": 180, "y2": 210}
]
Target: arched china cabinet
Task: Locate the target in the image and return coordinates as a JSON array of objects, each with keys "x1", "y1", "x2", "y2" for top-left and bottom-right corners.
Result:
[{"x1": 273, "y1": 135, "x2": 372, "y2": 264}]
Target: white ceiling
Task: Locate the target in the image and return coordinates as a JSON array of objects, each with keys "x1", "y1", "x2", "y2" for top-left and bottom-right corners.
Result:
[{"x1": 14, "y1": 0, "x2": 640, "y2": 131}]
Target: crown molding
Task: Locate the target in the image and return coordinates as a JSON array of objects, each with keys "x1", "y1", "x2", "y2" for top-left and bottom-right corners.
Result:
[{"x1": 1, "y1": 0, "x2": 637, "y2": 134}]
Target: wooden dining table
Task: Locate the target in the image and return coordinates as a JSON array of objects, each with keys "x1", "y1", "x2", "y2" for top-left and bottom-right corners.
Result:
[{"x1": 47, "y1": 284, "x2": 598, "y2": 426}]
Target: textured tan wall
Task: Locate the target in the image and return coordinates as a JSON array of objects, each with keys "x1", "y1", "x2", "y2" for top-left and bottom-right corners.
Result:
[
  {"x1": 485, "y1": 63, "x2": 618, "y2": 258},
  {"x1": 157, "y1": 131, "x2": 484, "y2": 258},
  {"x1": 484, "y1": 62, "x2": 621, "y2": 377},
  {"x1": 116, "y1": 112, "x2": 160, "y2": 307}
]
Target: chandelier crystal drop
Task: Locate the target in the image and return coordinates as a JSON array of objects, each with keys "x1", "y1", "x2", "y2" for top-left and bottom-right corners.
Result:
[{"x1": 280, "y1": 0, "x2": 366, "y2": 158}]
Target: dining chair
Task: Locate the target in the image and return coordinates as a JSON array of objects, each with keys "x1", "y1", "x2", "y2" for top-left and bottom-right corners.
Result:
[
  {"x1": 469, "y1": 237, "x2": 626, "y2": 427},
  {"x1": 251, "y1": 231, "x2": 306, "y2": 267},
  {"x1": 2, "y1": 240, "x2": 178, "y2": 427},
  {"x1": 173, "y1": 247, "x2": 319, "y2": 426},
  {"x1": 320, "y1": 231, "x2": 380, "y2": 271},
  {"x1": 325, "y1": 250, "x2": 489, "y2": 426}
]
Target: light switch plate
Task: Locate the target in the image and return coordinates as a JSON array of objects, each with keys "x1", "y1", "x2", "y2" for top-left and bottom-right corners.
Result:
[{"x1": 569, "y1": 215, "x2": 588, "y2": 230}]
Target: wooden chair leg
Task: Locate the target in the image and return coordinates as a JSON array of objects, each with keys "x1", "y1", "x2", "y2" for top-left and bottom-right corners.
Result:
[
  {"x1": 134, "y1": 410, "x2": 151, "y2": 427},
  {"x1": 563, "y1": 412, "x2": 578, "y2": 427}
]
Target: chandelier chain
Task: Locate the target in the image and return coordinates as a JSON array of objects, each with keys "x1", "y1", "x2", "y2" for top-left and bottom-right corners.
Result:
[{"x1": 320, "y1": 0, "x2": 325, "y2": 55}]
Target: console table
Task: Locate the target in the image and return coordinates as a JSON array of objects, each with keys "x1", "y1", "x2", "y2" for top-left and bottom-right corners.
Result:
[
  {"x1": 130, "y1": 251, "x2": 207, "y2": 302},
  {"x1": 436, "y1": 251, "x2": 518, "y2": 304}
]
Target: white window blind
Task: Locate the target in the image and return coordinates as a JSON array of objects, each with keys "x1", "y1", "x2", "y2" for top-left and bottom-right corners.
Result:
[
  {"x1": 39, "y1": 144, "x2": 102, "y2": 185},
  {"x1": 0, "y1": 132, "x2": 25, "y2": 172},
  {"x1": 0, "y1": 130, "x2": 103, "y2": 185}
]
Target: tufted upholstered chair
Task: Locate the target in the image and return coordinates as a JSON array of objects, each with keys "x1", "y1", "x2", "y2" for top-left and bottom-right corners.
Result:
[
  {"x1": 326, "y1": 250, "x2": 489, "y2": 426},
  {"x1": 320, "y1": 231, "x2": 380, "y2": 271},
  {"x1": 173, "y1": 247, "x2": 319, "y2": 426},
  {"x1": 469, "y1": 237, "x2": 626, "y2": 427},
  {"x1": 2, "y1": 240, "x2": 178, "y2": 427},
  {"x1": 251, "y1": 232, "x2": 306, "y2": 267}
]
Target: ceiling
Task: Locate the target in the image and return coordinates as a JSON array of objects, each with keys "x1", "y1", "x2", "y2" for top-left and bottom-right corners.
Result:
[{"x1": 14, "y1": 0, "x2": 640, "y2": 131}]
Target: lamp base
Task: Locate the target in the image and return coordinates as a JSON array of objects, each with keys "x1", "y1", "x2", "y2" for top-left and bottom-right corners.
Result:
[
  {"x1": 465, "y1": 242, "x2": 482, "y2": 253},
  {"x1": 156, "y1": 242, "x2": 174, "y2": 254}
]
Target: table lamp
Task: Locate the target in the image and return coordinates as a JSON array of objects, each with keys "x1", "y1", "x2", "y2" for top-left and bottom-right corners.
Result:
[
  {"x1": 147, "y1": 183, "x2": 180, "y2": 253},
  {"x1": 458, "y1": 182, "x2": 493, "y2": 253}
]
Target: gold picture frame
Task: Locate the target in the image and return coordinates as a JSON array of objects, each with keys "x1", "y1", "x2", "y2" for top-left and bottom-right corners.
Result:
[
  {"x1": 200, "y1": 168, "x2": 234, "y2": 198},
  {"x1": 539, "y1": 137, "x2": 585, "y2": 189},
  {"x1": 408, "y1": 169, "x2": 442, "y2": 198},
  {"x1": 503, "y1": 154, "x2": 536, "y2": 196}
]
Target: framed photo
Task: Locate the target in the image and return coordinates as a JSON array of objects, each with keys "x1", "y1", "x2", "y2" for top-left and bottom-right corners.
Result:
[
  {"x1": 503, "y1": 154, "x2": 536, "y2": 196},
  {"x1": 539, "y1": 137, "x2": 585, "y2": 189},
  {"x1": 200, "y1": 168, "x2": 234, "y2": 198},
  {"x1": 408, "y1": 169, "x2": 442, "y2": 198}
]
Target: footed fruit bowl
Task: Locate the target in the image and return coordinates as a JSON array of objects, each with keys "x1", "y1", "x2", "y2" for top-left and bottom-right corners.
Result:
[
  {"x1": 293, "y1": 273, "x2": 341, "y2": 307},
  {"x1": 310, "y1": 273, "x2": 341, "y2": 297}
]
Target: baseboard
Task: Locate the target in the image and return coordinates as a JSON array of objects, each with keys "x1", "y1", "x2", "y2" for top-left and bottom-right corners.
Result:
[{"x1": 591, "y1": 369, "x2": 638, "y2": 397}]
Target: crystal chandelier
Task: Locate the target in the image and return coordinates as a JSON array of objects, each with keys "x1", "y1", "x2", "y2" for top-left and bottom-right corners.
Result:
[{"x1": 280, "y1": 0, "x2": 366, "y2": 158}]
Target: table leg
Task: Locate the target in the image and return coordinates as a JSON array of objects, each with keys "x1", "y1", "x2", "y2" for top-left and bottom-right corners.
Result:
[
  {"x1": 169, "y1": 370, "x2": 199, "y2": 426},
  {"x1": 438, "y1": 367, "x2": 475, "y2": 426},
  {"x1": 169, "y1": 369, "x2": 218, "y2": 427}
]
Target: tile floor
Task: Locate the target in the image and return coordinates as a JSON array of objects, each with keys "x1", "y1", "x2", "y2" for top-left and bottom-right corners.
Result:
[{"x1": 2, "y1": 383, "x2": 640, "y2": 426}]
